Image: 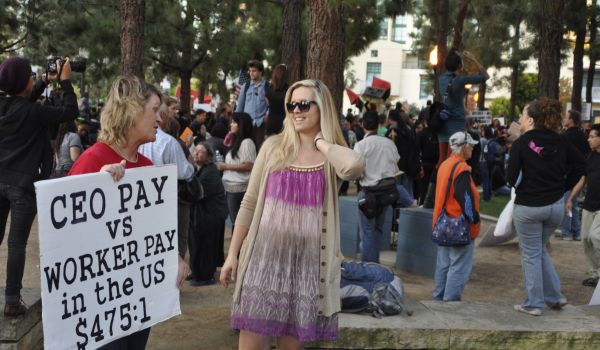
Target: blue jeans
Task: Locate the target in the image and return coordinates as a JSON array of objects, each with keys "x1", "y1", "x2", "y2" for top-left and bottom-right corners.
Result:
[
  {"x1": 395, "y1": 182, "x2": 414, "y2": 208},
  {"x1": 480, "y1": 161, "x2": 491, "y2": 201},
  {"x1": 398, "y1": 175, "x2": 414, "y2": 201},
  {"x1": 560, "y1": 191, "x2": 581, "y2": 239},
  {"x1": 513, "y1": 199, "x2": 565, "y2": 310},
  {"x1": 0, "y1": 183, "x2": 37, "y2": 303},
  {"x1": 357, "y1": 191, "x2": 388, "y2": 263},
  {"x1": 494, "y1": 185, "x2": 511, "y2": 196},
  {"x1": 226, "y1": 191, "x2": 245, "y2": 227},
  {"x1": 433, "y1": 241, "x2": 474, "y2": 301}
]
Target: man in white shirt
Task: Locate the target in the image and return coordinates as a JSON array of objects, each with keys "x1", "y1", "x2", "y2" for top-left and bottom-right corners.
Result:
[
  {"x1": 353, "y1": 111, "x2": 403, "y2": 263},
  {"x1": 139, "y1": 103, "x2": 195, "y2": 259}
]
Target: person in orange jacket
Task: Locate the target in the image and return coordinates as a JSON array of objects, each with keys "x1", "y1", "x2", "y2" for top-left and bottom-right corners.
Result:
[{"x1": 432, "y1": 131, "x2": 480, "y2": 302}]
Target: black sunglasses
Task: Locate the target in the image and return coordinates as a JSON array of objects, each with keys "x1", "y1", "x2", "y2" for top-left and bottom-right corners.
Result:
[{"x1": 286, "y1": 100, "x2": 316, "y2": 113}]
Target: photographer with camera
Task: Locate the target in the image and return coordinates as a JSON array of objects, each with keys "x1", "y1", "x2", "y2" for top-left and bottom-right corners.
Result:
[{"x1": 0, "y1": 56, "x2": 78, "y2": 317}]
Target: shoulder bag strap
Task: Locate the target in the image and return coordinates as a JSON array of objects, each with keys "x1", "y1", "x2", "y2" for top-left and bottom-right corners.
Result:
[
  {"x1": 441, "y1": 161, "x2": 461, "y2": 209},
  {"x1": 442, "y1": 75, "x2": 456, "y2": 104}
]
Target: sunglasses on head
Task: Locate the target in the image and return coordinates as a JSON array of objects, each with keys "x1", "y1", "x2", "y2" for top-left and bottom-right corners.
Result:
[{"x1": 286, "y1": 100, "x2": 316, "y2": 113}]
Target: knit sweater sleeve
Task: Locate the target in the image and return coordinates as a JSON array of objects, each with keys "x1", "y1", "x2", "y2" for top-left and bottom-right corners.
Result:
[{"x1": 234, "y1": 136, "x2": 271, "y2": 229}]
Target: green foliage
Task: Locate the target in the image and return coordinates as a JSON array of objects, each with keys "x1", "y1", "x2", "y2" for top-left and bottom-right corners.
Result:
[
  {"x1": 516, "y1": 73, "x2": 537, "y2": 108},
  {"x1": 488, "y1": 97, "x2": 513, "y2": 118},
  {"x1": 479, "y1": 193, "x2": 510, "y2": 218},
  {"x1": 343, "y1": 0, "x2": 391, "y2": 59},
  {"x1": 0, "y1": 0, "x2": 36, "y2": 56}
]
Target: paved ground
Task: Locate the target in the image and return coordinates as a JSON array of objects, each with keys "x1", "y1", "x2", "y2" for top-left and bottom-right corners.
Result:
[{"x1": 0, "y1": 211, "x2": 596, "y2": 349}]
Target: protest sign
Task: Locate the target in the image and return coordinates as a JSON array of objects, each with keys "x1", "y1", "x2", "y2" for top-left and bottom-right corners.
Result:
[{"x1": 35, "y1": 165, "x2": 179, "y2": 350}]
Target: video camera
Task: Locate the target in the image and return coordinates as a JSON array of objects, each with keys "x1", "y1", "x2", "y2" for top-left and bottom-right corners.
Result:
[{"x1": 47, "y1": 56, "x2": 87, "y2": 74}]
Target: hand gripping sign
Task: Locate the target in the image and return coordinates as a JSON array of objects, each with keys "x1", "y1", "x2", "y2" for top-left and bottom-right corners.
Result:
[{"x1": 35, "y1": 165, "x2": 180, "y2": 350}]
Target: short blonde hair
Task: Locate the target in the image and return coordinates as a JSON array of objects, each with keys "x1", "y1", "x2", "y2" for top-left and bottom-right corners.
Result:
[
  {"x1": 267, "y1": 79, "x2": 347, "y2": 170},
  {"x1": 98, "y1": 76, "x2": 161, "y2": 146}
]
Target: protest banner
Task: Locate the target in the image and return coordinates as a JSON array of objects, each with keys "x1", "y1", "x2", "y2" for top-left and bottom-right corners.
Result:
[{"x1": 35, "y1": 165, "x2": 179, "y2": 350}]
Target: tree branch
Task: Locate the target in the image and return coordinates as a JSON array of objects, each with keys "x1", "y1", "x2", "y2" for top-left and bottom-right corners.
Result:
[
  {"x1": 451, "y1": 0, "x2": 471, "y2": 50},
  {"x1": 1, "y1": 34, "x2": 28, "y2": 53},
  {"x1": 191, "y1": 52, "x2": 207, "y2": 70},
  {"x1": 149, "y1": 55, "x2": 183, "y2": 71}
]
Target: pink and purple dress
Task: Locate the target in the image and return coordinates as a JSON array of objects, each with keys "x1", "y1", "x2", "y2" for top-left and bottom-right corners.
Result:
[{"x1": 231, "y1": 163, "x2": 338, "y2": 342}]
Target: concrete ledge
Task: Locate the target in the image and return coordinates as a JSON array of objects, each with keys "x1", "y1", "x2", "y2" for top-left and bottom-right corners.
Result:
[
  {"x1": 0, "y1": 288, "x2": 43, "y2": 350},
  {"x1": 309, "y1": 301, "x2": 600, "y2": 349}
]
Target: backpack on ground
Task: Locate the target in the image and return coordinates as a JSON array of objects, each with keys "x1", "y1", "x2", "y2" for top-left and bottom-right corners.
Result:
[{"x1": 340, "y1": 261, "x2": 411, "y2": 317}]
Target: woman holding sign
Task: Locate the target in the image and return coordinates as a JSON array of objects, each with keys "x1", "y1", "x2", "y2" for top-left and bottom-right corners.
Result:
[
  {"x1": 69, "y1": 76, "x2": 189, "y2": 349},
  {"x1": 220, "y1": 79, "x2": 364, "y2": 349}
]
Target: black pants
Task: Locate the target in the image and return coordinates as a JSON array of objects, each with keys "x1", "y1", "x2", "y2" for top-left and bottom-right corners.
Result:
[
  {"x1": 0, "y1": 183, "x2": 37, "y2": 302},
  {"x1": 98, "y1": 328, "x2": 151, "y2": 350}
]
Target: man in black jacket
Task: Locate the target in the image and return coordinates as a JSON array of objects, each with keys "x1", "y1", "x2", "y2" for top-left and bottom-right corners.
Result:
[
  {"x1": 0, "y1": 57, "x2": 77, "y2": 316},
  {"x1": 560, "y1": 110, "x2": 591, "y2": 240}
]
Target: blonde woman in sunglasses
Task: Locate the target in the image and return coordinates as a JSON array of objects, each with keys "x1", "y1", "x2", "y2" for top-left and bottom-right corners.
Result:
[{"x1": 220, "y1": 79, "x2": 364, "y2": 349}]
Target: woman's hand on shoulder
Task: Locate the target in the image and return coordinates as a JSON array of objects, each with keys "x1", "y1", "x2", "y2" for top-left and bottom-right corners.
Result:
[
  {"x1": 219, "y1": 255, "x2": 238, "y2": 288},
  {"x1": 100, "y1": 160, "x2": 126, "y2": 182}
]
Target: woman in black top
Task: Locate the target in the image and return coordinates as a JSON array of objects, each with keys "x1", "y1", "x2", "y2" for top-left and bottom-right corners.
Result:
[
  {"x1": 507, "y1": 98, "x2": 585, "y2": 316},
  {"x1": 265, "y1": 64, "x2": 289, "y2": 136},
  {"x1": 189, "y1": 142, "x2": 228, "y2": 286}
]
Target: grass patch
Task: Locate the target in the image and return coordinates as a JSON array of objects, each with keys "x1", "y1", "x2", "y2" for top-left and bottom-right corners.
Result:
[{"x1": 479, "y1": 194, "x2": 511, "y2": 218}]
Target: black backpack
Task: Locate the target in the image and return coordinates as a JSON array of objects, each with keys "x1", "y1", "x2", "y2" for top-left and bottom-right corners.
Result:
[{"x1": 427, "y1": 75, "x2": 455, "y2": 133}]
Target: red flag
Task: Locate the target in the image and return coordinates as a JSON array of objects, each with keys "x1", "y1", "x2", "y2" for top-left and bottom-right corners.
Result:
[
  {"x1": 346, "y1": 88, "x2": 360, "y2": 105},
  {"x1": 372, "y1": 77, "x2": 391, "y2": 90}
]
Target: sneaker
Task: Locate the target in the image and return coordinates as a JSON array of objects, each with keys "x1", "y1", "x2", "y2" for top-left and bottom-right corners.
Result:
[
  {"x1": 562, "y1": 236, "x2": 573, "y2": 241},
  {"x1": 514, "y1": 304, "x2": 542, "y2": 316},
  {"x1": 4, "y1": 299, "x2": 27, "y2": 317},
  {"x1": 582, "y1": 277, "x2": 599, "y2": 287},
  {"x1": 573, "y1": 236, "x2": 581, "y2": 241},
  {"x1": 549, "y1": 298, "x2": 568, "y2": 310}
]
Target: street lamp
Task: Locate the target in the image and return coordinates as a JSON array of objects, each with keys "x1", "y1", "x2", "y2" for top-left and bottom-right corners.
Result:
[{"x1": 429, "y1": 46, "x2": 439, "y2": 100}]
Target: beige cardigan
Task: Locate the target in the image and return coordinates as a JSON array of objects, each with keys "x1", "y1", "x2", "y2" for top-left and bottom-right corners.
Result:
[{"x1": 233, "y1": 136, "x2": 365, "y2": 316}]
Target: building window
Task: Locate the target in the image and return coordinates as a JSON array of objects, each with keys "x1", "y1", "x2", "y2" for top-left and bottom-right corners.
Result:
[
  {"x1": 366, "y1": 63, "x2": 381, "y2": 85},
  {"x1": 392, "y1": 15, "x2": 407, "y2": 43},
  {"x1": 419, "y1": 75, "x2": 431, "y2": 99},
  {"x1": 379, "y1": 19, "x2": 388, "y2": 40},
  {"x1": 371, "y1": 50, "x2": 378, "y2": 58}
]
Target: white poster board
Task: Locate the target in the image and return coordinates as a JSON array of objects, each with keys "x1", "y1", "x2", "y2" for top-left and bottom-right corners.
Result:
[{"x1": 35, "y1": 165, "x2": 180, "y2": 350}]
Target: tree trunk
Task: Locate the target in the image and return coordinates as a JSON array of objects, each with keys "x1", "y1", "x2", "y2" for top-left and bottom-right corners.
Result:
[
  {"x1": 477, "y1": 83, "x2": 486, "y2": 111},
  {"x1": 571, "y1": 0, "x2": 586, "y2": 112},
  {"x1": 281, "y1": 0, "x2": 305, "y2": 84},
  {"x1": 434, "y1": 0, "x2": 449, "y2": 101},
  {"x1": 508, "y1": 17, "x2": 523, "y2": 122},
  {"x1": 509, "y1": 63, "x2": 520, "y2": 122},
  {"x1": 119, "y1": 0, "x2": 145, "y2": 80},
  {"x1": 537, "y1": 0, "x2": 565, "y2": 99},
  {"x1": 180, "y1": 70, "x2": 192, "y2": 114},
  {"x1": 451, "y1": 0, "x2": 471, "y2": 50},
  {"x1": 586, "y1": 14, "x2": 598, "y2": 104},
  {"x1": 306, "y1": 0, "x2": 345, "y2": 111}
]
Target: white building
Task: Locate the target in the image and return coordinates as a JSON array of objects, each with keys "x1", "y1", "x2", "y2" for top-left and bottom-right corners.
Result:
[{"x1": 344, "y1": 14, "x2": 431, "y2": 112}]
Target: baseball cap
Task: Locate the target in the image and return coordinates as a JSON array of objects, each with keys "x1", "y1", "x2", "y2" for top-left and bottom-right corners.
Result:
[{"x1": 449, "y1": 131, "x2": 478, "y2": 152}]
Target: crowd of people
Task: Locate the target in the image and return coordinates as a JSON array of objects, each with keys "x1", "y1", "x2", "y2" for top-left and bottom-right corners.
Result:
[{"x1": 1, "y1": 50, "x2": 600, "y2": 350}]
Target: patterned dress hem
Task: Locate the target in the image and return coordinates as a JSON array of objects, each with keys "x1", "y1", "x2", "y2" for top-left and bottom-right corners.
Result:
[{"x1": 230, "y1": 315, "x2": 338, "y2": 342}]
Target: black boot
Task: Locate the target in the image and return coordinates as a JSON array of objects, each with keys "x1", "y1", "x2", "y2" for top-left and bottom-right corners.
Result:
[{"x1": 422, "y1": 182, "x2": 436, "y2": 209}]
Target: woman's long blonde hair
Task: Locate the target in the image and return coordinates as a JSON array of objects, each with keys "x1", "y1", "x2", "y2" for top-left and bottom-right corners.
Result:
[{"x1": 267, "y1": 79, "x2": 347, "y2": 170}]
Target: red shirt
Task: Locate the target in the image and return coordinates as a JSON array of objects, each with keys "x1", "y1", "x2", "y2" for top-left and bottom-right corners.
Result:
[{"x1": 69, "y1": 142, "x2": 153, "y2": 176}]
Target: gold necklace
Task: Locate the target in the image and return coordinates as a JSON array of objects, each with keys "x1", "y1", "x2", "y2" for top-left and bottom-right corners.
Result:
[{"x1": 109, "y1": 144, "x2": 138, "y2": 163}]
